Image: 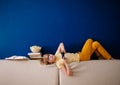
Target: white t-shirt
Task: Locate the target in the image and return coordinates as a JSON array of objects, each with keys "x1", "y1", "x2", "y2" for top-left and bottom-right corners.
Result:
[{"x1": 55, "y1": 52, "x2": 80, "y2": 69}]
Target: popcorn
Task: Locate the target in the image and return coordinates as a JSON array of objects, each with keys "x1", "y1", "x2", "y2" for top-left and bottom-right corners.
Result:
[{"x1": 30, "y1": 45, "x2": 42, "y2": 53}]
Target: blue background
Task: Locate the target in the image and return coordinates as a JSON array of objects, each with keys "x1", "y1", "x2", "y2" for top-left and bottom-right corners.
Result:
[{"x1": 0, "y1": 0, "x2": 120, "y2": 59}]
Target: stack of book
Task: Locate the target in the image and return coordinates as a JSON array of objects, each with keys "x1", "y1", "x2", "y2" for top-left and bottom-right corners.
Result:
[{"x1": 28, "y1": 52, "x2": 42, "y2": 59}]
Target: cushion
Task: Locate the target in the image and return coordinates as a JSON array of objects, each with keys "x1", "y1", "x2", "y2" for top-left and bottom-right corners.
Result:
[
  {"x1": 60, "y1": 60, "x2": 120, "y2": 85},
  {"x1": 0, "y1": 60, "x2": 58, "y2": 85}
]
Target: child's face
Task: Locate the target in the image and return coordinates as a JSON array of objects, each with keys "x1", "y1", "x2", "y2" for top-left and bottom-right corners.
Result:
[{"x1": 43, "y1": 54, "x2": 56, "y2": 64}]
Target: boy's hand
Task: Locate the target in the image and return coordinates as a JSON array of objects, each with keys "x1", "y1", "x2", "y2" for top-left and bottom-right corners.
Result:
[
  {"x1": 64, "y1": 60, "x2": 73, "y2": 76},
  {"x1": 69, "y1": 70, "x2": 73, "y2": 76}
]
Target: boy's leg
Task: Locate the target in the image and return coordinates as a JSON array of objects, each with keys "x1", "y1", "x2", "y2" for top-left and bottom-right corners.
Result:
[
  {"x1": 78, "y1": 39, "x2": 96, "y2": 61},
  {"x1": 92, "y1": 41, "x2": 112, "y2": 60}
]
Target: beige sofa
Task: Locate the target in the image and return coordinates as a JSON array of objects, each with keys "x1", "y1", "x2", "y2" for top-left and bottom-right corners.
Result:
[{"x1": 0, "y1": 60, "x2": 120, "y2": 85}]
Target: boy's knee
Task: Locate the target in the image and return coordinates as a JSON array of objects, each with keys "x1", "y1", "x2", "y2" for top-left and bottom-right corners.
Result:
[
  {"x1": 92, "y1": 41, "x2": 100, "y2": 48},
  {"x1": 86, "y1": 38, "x2": 93, "y2": 42}
]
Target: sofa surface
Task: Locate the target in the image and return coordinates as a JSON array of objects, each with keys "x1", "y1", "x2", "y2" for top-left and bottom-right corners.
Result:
[
  {"x1": 0, "y1": 60, "x2": 120, "y2": 85},
  {"x1": 60, "y1": 60, "x2": 120, "y2": 85},
  {"x1": 0, "y1": 60, "x2": 58, "y2": 85}
]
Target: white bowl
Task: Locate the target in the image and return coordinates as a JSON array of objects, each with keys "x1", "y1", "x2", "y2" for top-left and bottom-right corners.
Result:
[{"x1": 30, "y1": 45, "x2": 42, "y2": 53}]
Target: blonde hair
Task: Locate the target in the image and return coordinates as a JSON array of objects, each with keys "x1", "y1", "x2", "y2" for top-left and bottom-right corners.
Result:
[{"x1": 39, "y1": 54, "x2": 50, "y2": 65}]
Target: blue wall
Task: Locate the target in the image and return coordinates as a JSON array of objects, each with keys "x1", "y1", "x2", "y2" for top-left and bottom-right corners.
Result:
[{"x1": 0, "y1": 0, "x2": 120, "y2": 59}]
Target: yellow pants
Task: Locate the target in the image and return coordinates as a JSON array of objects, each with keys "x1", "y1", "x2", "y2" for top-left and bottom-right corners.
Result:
[{"x1": 78, "y1": 38, "x2": 112, "y2": 61}]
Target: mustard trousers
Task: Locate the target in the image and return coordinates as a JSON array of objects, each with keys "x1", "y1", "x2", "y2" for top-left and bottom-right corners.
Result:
[{"x1": 78, "y1": 38, "x2": 112, "y2": 61}]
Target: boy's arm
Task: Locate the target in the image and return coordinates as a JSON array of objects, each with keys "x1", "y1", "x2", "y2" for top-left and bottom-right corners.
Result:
[
  {"x1": 60, "y1": 60, "x2": 73, "y2": 76},
  {"x1": 55, "y1": 43, "x2": 66, "y2": 55}
]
